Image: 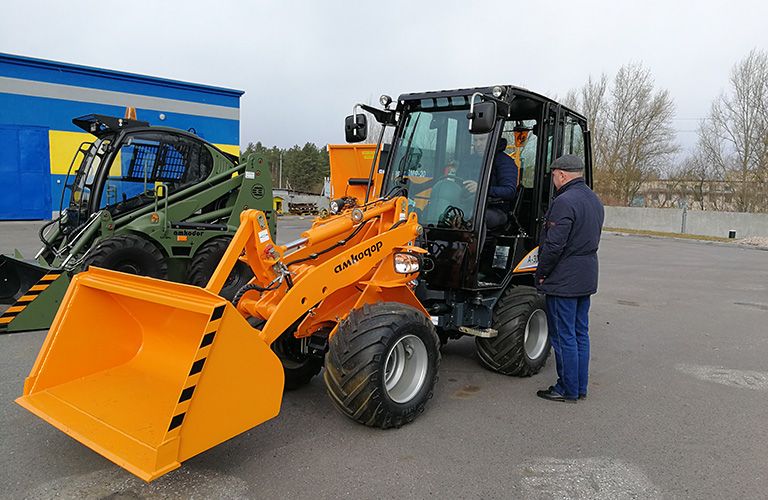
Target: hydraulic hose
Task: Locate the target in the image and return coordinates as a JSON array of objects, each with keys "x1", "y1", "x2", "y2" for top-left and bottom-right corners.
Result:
[{"x1": 284, "y1": 217, "x2": 375, "y2": 268}]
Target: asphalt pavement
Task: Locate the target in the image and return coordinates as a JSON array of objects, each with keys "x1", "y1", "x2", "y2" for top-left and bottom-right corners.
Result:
[{"x1": 0, "y1": 218, "x2": 766, "y2": 499}]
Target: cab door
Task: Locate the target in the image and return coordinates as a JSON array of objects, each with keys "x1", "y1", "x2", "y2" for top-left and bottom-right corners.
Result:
[
  {"x1": 561, "y1": 113, "x2": 590, "y2": 187},
  {"x1": 531, "y1": 103, "x2": 562, "y2": 238}
]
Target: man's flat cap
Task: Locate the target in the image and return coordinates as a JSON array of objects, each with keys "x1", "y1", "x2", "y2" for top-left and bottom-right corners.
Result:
[{"x1": 551, "y1": 154, "x2": 584, "y2": 171}]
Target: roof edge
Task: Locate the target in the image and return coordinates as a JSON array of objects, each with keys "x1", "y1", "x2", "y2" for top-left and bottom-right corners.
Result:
[{"x1": 0, "y1": 52, "x2": 244, "y2": 97}]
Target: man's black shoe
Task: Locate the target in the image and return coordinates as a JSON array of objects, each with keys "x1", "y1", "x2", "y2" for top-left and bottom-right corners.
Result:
[
  {"x1": 579, "y1": 394, "x2": 587, "y2": 400},
  {"x1": 536, "y1": 387, "x2": 577, "y2": 403}
]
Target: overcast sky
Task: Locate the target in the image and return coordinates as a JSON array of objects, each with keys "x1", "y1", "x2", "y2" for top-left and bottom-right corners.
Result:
[{"x1": 2, "y1": 0, "x2": 766, "y2": 155}]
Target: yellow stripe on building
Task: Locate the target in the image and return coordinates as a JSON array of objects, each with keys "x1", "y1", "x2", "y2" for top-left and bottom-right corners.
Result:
[
  {"x1": 214, "y1": 144, "x2": 240, "y2": 157},
  {"x1": 49, "y1": 130, "x2": 93, "y2": 175},
  {"x1": 50, "y1": 130, "x2": 123, "y2": 176}
]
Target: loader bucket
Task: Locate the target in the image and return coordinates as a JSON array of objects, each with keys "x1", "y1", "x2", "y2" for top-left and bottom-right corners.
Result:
[
  {"x1": 0, "y1": 254, "x2": 49, "y2": 304},
  {"x1": 16, "y1": 267, "x2": 285, "y2": 482}
]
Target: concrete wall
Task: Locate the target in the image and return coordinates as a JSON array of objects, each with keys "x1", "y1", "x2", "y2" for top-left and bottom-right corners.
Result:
[{"x1": 604, "y1": 206, "x2": 768, "y2": 238}]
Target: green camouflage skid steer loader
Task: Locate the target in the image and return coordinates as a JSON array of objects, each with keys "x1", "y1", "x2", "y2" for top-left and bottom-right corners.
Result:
[{"x1": 0, "y1": 114, "x2": 274, "y2": 333}]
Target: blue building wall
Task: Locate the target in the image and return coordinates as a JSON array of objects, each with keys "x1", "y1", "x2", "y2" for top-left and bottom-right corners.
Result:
[{"x1": 0, "y1": 53, "x2": 243, "y2": 219}]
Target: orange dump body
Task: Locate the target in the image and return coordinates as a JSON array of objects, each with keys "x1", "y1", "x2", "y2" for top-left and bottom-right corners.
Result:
[{"x1": 327, "y1": 143, "x2": 384, "y2": 201}]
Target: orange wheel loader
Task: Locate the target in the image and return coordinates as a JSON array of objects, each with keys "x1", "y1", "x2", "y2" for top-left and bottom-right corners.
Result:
[
  {"x1": 16, "y1": 197, "x2": 435, "y2": 481},
  {"x1": 17, "y1": 85, "x2": 593, "y2": 482}
]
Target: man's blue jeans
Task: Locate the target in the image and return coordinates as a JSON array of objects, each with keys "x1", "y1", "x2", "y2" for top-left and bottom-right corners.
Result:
[{"x1": 545, "y1": 295, "x2": 591, "y2": 399}]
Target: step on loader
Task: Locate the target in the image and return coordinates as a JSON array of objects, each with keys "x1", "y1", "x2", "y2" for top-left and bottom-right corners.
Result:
[
  {"x1": 0, "y1": 114, "x2": 274, "y2": 333},
  {"x1": 17, "y1": 86, "x2": 593, "y2": 482}
]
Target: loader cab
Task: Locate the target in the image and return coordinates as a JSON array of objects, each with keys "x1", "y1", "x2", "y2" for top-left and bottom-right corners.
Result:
[
  {"x1": 61, "y1": 115, "x2": 227, "y2": 232},
  {"x1": 374, "y1": 87, "x2": 591, "y2": 292}
]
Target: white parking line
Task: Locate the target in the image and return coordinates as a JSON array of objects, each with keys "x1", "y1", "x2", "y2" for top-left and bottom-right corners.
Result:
[
  {"x1": 676, "y1": 363, "x2": 768, "y2": 391},
  {"x1": 519, "y1": 457, "x2": 661, "y2": 500}
]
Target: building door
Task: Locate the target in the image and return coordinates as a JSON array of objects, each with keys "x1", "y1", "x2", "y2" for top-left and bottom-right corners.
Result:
[{"x1": 0, "y1": 125, "x2": 51, "y2": 220}]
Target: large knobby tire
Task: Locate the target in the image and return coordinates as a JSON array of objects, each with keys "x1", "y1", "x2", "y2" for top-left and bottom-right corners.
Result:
[
  {"x1": 187, "y1": 237, "x2": 253, "y2": 301},
  {"x1": 83, "y1": 234, "x2": 168, "y2": 279},
  {"x1": 476, "y1": 286, "x2": 550, "y2": 376},
  {"x1": 272, "y1": 328, "x2": 325, "y2": 390},
  {"x1": 323, "y1": 302, "x2": 441, "y2": 429}
]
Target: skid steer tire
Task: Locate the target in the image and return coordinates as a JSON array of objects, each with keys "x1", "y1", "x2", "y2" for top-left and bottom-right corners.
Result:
[
  {"x1": 187, "y1": 237, "x2": 253, "y2": 301},
  {"x1": 323, "y1": 302, "x2": 440, "y2": 429},
  {"x1": 272, "y1": 329, "x2": 324, "y2": 391},
  {"x1": 476, "y1": 286, "x2": 550, "y2": 377},
  {"x1": 83, "y1": 234, "x2": 168, "y2": 279}
]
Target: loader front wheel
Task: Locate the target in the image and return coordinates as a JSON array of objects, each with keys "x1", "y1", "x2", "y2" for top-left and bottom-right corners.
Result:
[
  {"x1": 83, "y1": 234, "x2": 168, "y2": 279},
  {"x1": 188, "y1": 237, "x2": 253, "y2": 301},
  {"x1": 323, "y1": 302, "x2": 440, "y2": 429},
  {"x1": 475, "y1": 286, "x2": 550, "y2": 376}
]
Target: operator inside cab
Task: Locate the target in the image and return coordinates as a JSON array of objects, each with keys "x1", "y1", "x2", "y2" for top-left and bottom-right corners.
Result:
[{"x1": 463, "y1": 134, "x2": 518, "y2": 232}]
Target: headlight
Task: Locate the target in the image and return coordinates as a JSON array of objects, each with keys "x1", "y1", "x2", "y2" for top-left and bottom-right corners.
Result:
[
  {"x1": 394, "y1": 252, "x2": 420, "y2": 274},
  {"x1": 380, "y1": 94, "x2": 392, "y2": 107},
  {"x1": 330, "y1": 200, "x2": 340, "y2": 214},
  {"x1": 492, "y1": 85, "x2": 504, "y2": 98}
]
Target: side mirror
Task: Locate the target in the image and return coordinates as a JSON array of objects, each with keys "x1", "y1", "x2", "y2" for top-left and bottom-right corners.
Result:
[
  {"x1": 468, "y1": 101, "x2": 496, "y2": 134},
  {"x1": 345, "y1": 114, "x2": 368, "y2": 143}
]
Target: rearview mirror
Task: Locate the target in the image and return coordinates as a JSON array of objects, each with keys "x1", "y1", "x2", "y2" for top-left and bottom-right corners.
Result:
[
  {"x1": 345, "y1": 114, "x2": 368, "y2": 143},
  {"x1": 468, "y1": 101, "x2": 496, "y2": 134}
]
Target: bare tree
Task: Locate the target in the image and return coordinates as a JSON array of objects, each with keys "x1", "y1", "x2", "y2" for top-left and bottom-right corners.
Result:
[
  {"x1": 568, "y1": 64, "x2": 678, "y2": 205},
  {"x1": 673, "y1": 152, "x2": 724, "y2": 210},
  {"x1": 694, "y1": 49, "x2": 768, "y2": 212}
]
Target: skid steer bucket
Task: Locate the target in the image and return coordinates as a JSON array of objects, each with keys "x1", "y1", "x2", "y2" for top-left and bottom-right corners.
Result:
[
  {"x1": 0, "y1": 265, "x2": 70, "y2": 334},
  {"x1": 0, "y1": 255, "x2": 50, "y2": 304},
  {"x1": 16, "y1": 267, "x2": 284, "y2": 481}
]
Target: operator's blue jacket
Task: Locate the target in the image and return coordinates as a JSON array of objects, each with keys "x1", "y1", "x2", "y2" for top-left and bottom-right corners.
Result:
[
  {"x1": 488, "y1": 150, "x2": 518, "y2": 201},
  {"x1": 535, "y1": 178, "x2": 604, "y2": 297}
]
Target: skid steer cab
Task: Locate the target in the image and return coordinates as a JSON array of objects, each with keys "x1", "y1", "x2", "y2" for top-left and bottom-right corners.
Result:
[{"x1": 0, "y1": 114, "x2": 273, "y2": 333}]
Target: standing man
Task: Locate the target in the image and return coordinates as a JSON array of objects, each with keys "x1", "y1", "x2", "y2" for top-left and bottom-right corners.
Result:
[{"x1": 535, "y1": 154, "x2": 604, "y2": 403}]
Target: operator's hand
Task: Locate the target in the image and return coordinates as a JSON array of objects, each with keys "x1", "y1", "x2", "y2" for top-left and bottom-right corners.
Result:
[{"x1": 463, "y1": 179, "x2": 478, "y2": 193}]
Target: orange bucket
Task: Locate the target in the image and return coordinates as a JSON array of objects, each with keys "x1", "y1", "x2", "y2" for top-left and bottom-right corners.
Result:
[{"x1": 16, "y1": 267, "x2": 284, "y2": 481}]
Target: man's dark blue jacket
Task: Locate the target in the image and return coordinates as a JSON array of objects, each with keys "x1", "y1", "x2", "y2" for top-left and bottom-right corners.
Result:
[{"x1": 535, "y1": 177, "x2": 604, "y2": 297}]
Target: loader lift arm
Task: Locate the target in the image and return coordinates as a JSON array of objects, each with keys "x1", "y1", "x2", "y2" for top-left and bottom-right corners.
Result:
[{"x1": 205, "y1": 196, "x2": 428, "y2": 346}]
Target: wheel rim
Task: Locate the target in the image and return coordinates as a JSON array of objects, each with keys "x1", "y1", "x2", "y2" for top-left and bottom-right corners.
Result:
[
  {"x1": 383, "y1": 334, "x2": 428, "y2": 404},
  {"x1": 523, "y1": 309, "x2": 548, "y2": 360}
]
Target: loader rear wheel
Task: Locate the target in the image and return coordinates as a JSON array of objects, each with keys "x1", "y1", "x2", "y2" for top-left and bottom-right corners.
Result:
[
  {"x1": 323, "y1": 302, "x2": 440, "y2": 429},
  {"x1": 272, "y1": 329, "x2": 324, "y2": 390},
  {"x1": 82, "y1": 234, "x2": 168, "y2": 279},
  {"x1": 187, "y1": 237, "x2": 253, "y2": 301},
  {"x1": 476, "y1": 286, "x2": 550, "y2": 376}
]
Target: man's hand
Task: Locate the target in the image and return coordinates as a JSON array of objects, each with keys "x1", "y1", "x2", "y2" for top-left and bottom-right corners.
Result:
[
  {"x1": 538, "y1": 278, "x2": 545, "y2": 285},
  {"x1": 463, "y1": 179, "x2": 478, "y2": 193}
]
